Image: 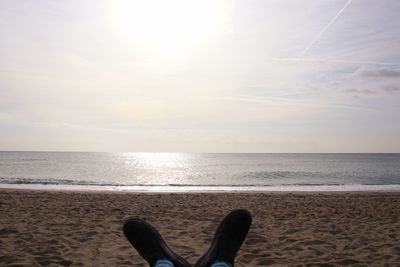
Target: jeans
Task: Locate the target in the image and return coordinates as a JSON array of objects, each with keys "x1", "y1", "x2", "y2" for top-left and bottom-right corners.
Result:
[{"x1": 154, "y1": 260, "x2": 232, "y2": 267}]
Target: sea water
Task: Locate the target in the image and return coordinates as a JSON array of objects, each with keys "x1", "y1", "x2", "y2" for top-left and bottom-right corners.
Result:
[{"x1": 0, "y1": 152, "x2": 399, "y2": 192}]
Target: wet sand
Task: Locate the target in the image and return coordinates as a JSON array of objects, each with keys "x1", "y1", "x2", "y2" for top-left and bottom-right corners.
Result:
[{"x1": 0, "y1": 189, "x2": 399, "y2": 266}]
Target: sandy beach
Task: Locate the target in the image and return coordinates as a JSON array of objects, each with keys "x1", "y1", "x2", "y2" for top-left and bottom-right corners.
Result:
[{"x1": 1, "y1": 189, "x2": 399, "y2": 266}]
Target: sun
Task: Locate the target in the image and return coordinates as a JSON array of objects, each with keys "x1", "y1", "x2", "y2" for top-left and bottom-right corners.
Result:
[{"x1": 107, "y1": 0, "x2": 232, "y2": 67}]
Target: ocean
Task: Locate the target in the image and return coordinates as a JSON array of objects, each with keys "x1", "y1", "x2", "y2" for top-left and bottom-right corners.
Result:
[{"x1": 0, "y1": 152, "x2": 400, "y2": 192}]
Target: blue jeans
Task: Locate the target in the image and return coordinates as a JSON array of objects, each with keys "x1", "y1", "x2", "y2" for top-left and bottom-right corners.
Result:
[{"x1": 154, "y1": 260, "x2": 232, "y2": 267}]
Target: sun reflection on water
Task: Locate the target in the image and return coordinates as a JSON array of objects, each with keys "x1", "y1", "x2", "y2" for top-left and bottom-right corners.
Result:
[
  {"x1": 121, "y1": 153, "x2": 191, "y2": 185},
  {"x1": 139, "y1": 152, "x2": 184, "y2": 168}
]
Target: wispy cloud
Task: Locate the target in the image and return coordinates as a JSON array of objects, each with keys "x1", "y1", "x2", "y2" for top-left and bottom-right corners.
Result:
[
  {"x1": 344, "y1": 88, "x2": 376, "y2": 95},
  {"x1": 271, "y1": 58, "x2": 400, "y2": 67},
  {"x1": 355, "y1": 67, "x2": 400, "y2": 78},
  {"x1": 341, "y1": 66, "x2": 400, "y2": 96},
  {"x1": 383, "y1": 84, "x2": 400, "y2": 93}
]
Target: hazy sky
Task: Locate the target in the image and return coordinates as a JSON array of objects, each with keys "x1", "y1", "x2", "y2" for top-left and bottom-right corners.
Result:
[{"x1": 1, "y1": 0, "x2": 400, "y2": 152}]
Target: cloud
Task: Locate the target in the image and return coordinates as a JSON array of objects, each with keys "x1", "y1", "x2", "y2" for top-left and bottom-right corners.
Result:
[
  {"x1": 344, "y1": 67, "x2": 400, "y2": 96},
  {"x1": 343, "y1": 84, "x2": 400, "y2": 96},
  {"x1": 383, "y1": 84, "x2": 400, "y2": 93},
  {"x1": 344, "y1": 88, "x2": 376, "y2": 95},
  {"x1": 355, "y1": 67, "x2": 400, "y2": 78}
]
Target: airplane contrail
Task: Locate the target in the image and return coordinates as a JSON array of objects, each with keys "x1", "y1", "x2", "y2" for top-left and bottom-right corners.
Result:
[{"x1": 300, "y1": 0, "x2": 352, "y2": 56}]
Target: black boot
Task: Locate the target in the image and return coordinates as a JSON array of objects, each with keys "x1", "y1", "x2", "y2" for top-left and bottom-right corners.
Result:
[
  {"x1": 195, "y1": 209, "x2": 252, "y2": 267},
  {"x1": 123, "y1": 218, "x2": 192, "y2": 267}
]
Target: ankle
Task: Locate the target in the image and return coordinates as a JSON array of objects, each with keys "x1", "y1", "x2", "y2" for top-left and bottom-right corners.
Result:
[
  {"x1": 154, "y1": 259, "x2": 175, "y2": 267},
  {"x1": 211, "y1": 261, "x2": 232, "y2": 267}
]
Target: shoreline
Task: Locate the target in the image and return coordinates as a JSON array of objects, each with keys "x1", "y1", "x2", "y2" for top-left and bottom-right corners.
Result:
[
  {"x1": 1, "y1": 189, "x2": 400, "y2": 266},
  {"x1": 2, "y1": 183, "x2": 400, "y2": 193},
  {"x1": 2, "y1": 187, "x2": 400, "y2": 195}
]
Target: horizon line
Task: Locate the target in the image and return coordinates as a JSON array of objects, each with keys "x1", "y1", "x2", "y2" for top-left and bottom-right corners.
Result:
[{"x1": 0, "y1": 150, "x2": 399, "y2": 154}]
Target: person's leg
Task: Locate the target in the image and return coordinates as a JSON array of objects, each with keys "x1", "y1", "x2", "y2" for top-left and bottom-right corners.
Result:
[
  {"x1": 195, "y1": 209, "x2": 252, "y2": 267},
  {"x1": 123, "y1": 218, "x2": 191, "y2": 267}
]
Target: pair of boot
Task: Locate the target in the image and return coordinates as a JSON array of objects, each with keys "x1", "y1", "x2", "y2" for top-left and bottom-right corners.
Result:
[{"x1": 123, "y1": 209, "x2": 252, "y2": 267}]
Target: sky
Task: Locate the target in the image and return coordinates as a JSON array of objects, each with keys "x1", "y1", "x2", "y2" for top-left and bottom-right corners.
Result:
[{"x1": 0, "y1": 0, "x2": 400, "y2": 153}]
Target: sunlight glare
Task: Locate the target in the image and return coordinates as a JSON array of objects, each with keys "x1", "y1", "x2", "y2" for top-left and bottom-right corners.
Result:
[{"x1": 108, "y1": 0, "x2": 232, "y2": 67}]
